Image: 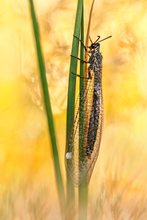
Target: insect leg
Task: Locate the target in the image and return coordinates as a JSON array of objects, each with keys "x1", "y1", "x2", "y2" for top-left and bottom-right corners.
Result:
[
  {"x1": 73, "y1": 35, "x2": 87, "y2": 52},
  {"x1": 71, "y1": 55, "x2": 89, "y2": 63},
  {"x1": 71, "y1": 72, "x2": 92, "y2": 79}
]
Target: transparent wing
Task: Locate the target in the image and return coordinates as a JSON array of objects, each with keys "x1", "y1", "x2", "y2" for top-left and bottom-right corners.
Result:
[{"x1": 65, "y1": 72, "x2": 103, "y2": 185}]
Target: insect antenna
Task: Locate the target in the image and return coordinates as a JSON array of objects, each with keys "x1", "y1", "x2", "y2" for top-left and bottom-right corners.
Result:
[
  {"x1": 89, "y1": 36, "x2": 93, "y2": 44},
  {"x1": 94, "y1": 35, "x2": 100, "y2": 43},
  {"x1": 98, "y1": 35, "x2": 112, "y2": 43}
]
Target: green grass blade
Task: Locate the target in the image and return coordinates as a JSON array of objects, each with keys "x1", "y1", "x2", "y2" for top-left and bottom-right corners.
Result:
[
  {"x1": 28, "y1": 0, "x2": 65, "y2": 216},
  {"x1": 65, "y1": 0, "x2": 83, "y2": 218},
  {"x1": 66, "y1": 0, "x2": 83, "y2": 149},
  {"x1": 79, "y1": 3, "x2": 85, "y2": 156}
]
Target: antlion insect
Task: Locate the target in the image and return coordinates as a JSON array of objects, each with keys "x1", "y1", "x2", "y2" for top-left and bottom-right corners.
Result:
[{"x1": 65, "y1": 35, "x2": 112, "y2": 185}]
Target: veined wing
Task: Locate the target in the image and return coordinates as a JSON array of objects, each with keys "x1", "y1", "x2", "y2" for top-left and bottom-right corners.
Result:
[{"x1": 65, "y1": 71, "x2": 103, "y2": 185}]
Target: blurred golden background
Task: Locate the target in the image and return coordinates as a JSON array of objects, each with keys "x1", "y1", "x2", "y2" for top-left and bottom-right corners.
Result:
[{"x1": 0, "y1": 0, "x2": 147, "y2": 219}]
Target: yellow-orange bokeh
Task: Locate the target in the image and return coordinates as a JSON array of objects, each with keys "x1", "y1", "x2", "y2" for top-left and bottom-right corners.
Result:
[{"x1": 0, "y1": 0, "x2": 147, "y2": 219}]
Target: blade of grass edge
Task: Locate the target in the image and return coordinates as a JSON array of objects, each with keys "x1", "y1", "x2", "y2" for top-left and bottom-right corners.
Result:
[
  {"x1": 78, "y1": 3, "x2": 88, "y2": 220},
  {"x1": 28, "y1": 0, "x2": 65, "y2": 217},
  {"x1": 66, "y1": 0, "x2": 83, "y2": 153},
  {"x1": 65, "y1": 0, "x2": 83, "y2": 217}
]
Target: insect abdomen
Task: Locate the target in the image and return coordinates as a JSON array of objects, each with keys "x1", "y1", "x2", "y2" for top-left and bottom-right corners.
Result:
[{"x1": 86, "y1": 51, "x2": 103, "y2": 157}]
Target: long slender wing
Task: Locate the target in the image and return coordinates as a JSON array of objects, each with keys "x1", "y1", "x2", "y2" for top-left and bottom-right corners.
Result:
[{"x1": 65, "y1": 70, "x2": 103, "y2": 185}]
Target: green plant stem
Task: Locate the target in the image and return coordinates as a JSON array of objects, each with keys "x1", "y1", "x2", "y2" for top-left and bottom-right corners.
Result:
[{"x1": 28, "y1": 0, "x2": 65, "y2": 217}]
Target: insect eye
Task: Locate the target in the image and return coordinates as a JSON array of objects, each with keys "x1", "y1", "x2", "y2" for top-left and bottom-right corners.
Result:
[{"x1": 89, "y1": 43, "x2": 95, "y2": 49}]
